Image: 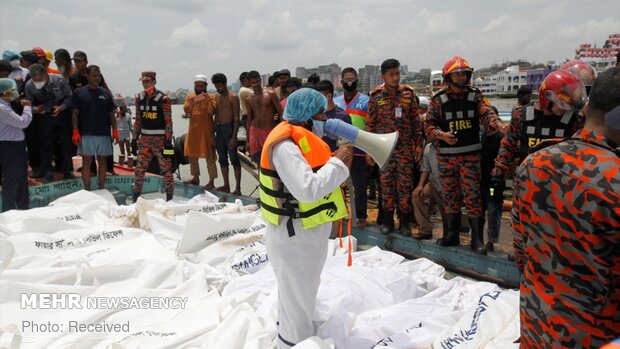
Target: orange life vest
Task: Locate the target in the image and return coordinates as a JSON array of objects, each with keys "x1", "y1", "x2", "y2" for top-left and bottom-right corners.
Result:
[{"x1": 259, "y1": 122, "x2": 348, "y2": 236}]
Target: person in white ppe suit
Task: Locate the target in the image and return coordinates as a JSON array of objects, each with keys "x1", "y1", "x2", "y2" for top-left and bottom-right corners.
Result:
[{"x1": 259, "y1": 88, "x2": 353, "y2": 348}]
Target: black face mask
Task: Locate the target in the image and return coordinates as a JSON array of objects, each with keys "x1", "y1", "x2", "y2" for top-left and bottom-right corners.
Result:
[{"x1": 342, "y1": 79, "x2": 358, "y2": 92}]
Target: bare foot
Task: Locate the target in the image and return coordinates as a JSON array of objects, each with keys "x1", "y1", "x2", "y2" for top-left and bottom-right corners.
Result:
[
  {"x1": 204, "y1": 182, "x2": 215, "y2": 190},
  {"x1": 232, "y1": 190, "x2": 242, "y2": 196},
  {"x1": 216, "y1": 186, "x2": 230, "y2": 193},
  {"x1": 183, "y1": 178, "x2": 199, "y2": 185}
]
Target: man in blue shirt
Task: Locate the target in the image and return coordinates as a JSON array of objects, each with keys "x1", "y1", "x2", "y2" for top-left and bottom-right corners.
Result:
[{"x1": 71, "y1": 65, "x2": 118, "y2": 190}]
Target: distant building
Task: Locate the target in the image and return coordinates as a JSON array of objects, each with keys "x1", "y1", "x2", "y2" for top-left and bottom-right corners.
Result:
[
  {"x1": 296, "y1": 67, "x2": 308, "y2": 79},
  {"x1": 400, "y1": 64, "x2": 409, "y2": 76},
  {"x1": 474, "y1": 76, "x2": 497, "y2": 95},
  {"x1": 527, "y1": 67, "x2": 553, "y2": 93},
  {"x1": 295, "y1": 63, "x2": 342, "y2": 88},
  {"x1": 417, "y1": 68, "x2": 431, "y2": 85},
  {"x1": 358, "y1": 65, "x2": 381, "y2": 93},
  {"x1": 574, "y1": 33, "x2": 620, "y2": 72},
  {"x1": 496, "y1": 65, "x2": 527, "y2": 96},
  {"x1": 261, "y1": 74, "x2": 270, "y2": 87},
  {"x1": 430, "y1": 70, "x2": 443, "y2": 93}
]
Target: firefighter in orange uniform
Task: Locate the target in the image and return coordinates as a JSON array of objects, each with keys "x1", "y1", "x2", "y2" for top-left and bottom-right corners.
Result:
[{"x1": 425, "y1": 56, "x2": 503, "y2": 254}]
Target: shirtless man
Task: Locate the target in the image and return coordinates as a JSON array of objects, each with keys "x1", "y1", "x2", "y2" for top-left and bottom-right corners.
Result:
[
  {"x1": 212, "y1": 73, "x2": 242, "y2": 195},
  {"x1": 246, "y1": 70, "x2": 283, "y2": 163}
]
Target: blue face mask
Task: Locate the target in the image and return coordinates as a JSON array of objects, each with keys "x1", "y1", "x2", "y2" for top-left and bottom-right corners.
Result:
[{"x1": 312, "y1": 120, "x2": 325, "y2": 138}]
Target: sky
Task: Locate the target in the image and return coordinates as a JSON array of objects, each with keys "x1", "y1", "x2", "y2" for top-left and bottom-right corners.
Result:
[{"x1": 1, "y1": 0, "x2": 619, "y2": 96}]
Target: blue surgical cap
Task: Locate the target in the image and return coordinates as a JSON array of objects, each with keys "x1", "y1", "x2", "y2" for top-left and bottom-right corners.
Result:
[
  {"x1": 0, "y1": 78, "x2": 17, "y2": 94},
  {"x1": 283, "y1": 88, "x2": 327, "y2": 123},
  {"x1": 2, "y1": 50, "x2": 20, "y2": 62}
]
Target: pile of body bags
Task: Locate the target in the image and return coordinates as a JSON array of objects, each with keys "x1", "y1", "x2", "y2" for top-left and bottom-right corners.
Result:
[{"x1": 0, "y1": 189, "x2": 520, "y2": 349}]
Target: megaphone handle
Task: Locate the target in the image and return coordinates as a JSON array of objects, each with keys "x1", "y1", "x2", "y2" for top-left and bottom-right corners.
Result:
[{"x1": 336, "y1": 137, "x2": 352, "y2": 147}]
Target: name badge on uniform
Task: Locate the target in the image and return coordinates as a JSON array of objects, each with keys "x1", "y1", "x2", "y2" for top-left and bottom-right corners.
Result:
[{"x1": 395, "y1": 105, "x2": 402, "y2": 118}]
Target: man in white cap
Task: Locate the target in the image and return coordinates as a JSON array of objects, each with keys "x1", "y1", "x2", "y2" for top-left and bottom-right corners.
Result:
[
  {"x1": 182, "y1": 74, "x2": 218, "y2": 189},
  {"x1": 259, "y1": 88, "x2": 352, "y2": 348}
]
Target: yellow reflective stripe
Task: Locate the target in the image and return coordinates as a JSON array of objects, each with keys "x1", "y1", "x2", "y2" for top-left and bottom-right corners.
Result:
[
  {"x1": 298, "y1": 136, "x2": 311, "y2": 154},
  {"x1": 259, "y1": 172, "x2": 281, "y2": 226},
  {"x1": 298, "y1": 187, "x2": 347, "y2": 230}
]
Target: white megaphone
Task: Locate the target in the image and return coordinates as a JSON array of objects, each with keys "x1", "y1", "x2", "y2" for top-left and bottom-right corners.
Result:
[{"x1": 324, "y1": 119, "x2": 398, "y2": 170}]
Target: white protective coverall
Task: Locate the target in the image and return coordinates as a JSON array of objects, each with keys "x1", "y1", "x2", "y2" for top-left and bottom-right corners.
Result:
[{"x1": 265, "y1": 139, "x2": 349, "y2": 348}]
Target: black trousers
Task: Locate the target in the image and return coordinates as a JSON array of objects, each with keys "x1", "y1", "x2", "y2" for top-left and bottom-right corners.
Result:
[
  {"x1": 351, "y1": 156, "x2": 369, "y2": 219},
  {"x1": 39, "y1": 114, "x2": 72, "y2": 176},
  {"x1": 0, "y1": 140, "x2": 29, "y2": 212},
  {"x1": 25, "y1": 114, "x2": 41, "y2": 171}
]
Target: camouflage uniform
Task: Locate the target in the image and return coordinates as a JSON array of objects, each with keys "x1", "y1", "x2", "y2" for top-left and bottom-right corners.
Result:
[
  {"x1": 512, "y1": 128, "x2": 620, "y2": 348},
  {"x1": 132, "y1": 88, "x2": 174, "y2": 199},
  {"x1": 425, "y1": 85, "x2": 501, "y2": 216},
  {"x1": 493, "y1": 101, "x2": 584, "y2": 178},
  {"x1": 366, "y1": 84, "x2": 423, "y2": 230},
  {"x1": 425, "y1": 85, "x2": 501, "y2": 253}
]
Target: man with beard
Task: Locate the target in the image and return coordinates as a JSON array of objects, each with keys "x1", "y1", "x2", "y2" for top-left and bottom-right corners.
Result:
[
  {"x1": 334, "y1": 67, "x2": 371, "y2": 228},
  {"x1": 53, "y1": 49, "x2": 74, "y2": 81},
  {"x1": 246, "y1": 70, "x2": 283, "y2": 163},
  {"x1": 182, "y1": 74, "x2": 218, "y2": 189}
]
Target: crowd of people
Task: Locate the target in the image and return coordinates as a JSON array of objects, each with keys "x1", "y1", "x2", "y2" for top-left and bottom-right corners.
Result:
[{"x1": 1, "y1": 47, "x2": 619, "y2": 348}]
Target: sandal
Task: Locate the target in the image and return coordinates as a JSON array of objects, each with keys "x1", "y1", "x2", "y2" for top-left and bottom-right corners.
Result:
[
  {"x1": 232, "y1": 190, "x2": 242, "y2": 196},
  {"x1": 204, "y1": 183, "x2": 215, "y2": 190}
]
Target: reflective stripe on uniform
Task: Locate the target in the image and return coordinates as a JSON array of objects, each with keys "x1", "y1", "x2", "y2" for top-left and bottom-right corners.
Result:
[
  {"x1": 526, "y1": 126, "x2": 536, "y2": 135},
  {"x1": 524, "y1": 106, "x2": 535, "y2": 121},
  {"x1": 439, "y1": 143, "x2": 482, "y2": 154},
  {"x1": 141, "y1": 129, "x2": 165, "y2": 135},
  {"x1": 560, "y1": 110, "x2": 573, "y2": 124}
]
